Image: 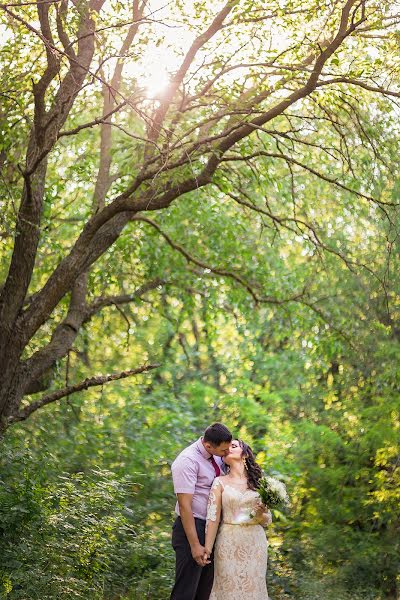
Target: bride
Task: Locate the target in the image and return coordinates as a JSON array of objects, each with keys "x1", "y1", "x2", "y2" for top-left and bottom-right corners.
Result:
[{"x1": 205, "y1": 439, "x2": 272, "y2": 599}]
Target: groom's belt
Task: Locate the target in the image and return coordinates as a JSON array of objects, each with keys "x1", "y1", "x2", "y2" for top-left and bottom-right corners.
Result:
[{"x1": 175, "y1": 515, "x2": 206, "y2": 523}]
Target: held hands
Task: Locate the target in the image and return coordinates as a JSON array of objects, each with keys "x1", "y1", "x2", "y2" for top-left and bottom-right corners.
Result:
[{"x1": 191, "y1": 543, "x2": 211, "y2": 567}]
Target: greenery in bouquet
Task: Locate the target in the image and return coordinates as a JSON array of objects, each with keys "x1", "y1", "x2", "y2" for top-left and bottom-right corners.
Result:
[{"x1": 257, "y1": 475, "x2": 290, "y2": 509}]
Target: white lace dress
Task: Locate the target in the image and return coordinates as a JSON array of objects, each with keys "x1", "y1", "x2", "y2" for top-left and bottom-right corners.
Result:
[{"x1": 207, "y1": 477, "x2": 269, "y2": 599}]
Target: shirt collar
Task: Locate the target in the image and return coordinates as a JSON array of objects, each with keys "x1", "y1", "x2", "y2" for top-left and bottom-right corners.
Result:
[{"x1": 196, "y1": 437, "x2": 212, "y2": 459}]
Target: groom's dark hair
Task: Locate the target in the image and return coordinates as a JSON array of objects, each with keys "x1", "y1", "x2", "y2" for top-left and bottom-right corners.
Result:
[{"x1": 203, "y1": 423, "x2": 232, "y2": 446}]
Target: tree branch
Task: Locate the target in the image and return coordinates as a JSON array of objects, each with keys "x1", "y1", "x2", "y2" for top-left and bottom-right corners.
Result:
[
  {"x1": 202, "y1": 0, "x2": 366, "y2": 174},
  {"x1": 145, "y1": 0, "x2": 238, "y2": 152},
  {"x1": 9, "y1": 363, "x2": 160, "y2": 424},
  {"x1": 23, "y1": 277, "x2": 164, "y2": 395},
  {"x1": 133, "y1": 215, "x2": 306, "y2": 306},
  {"x1": 316, "y1": 76, "x2": 400, "y2": 99},
  {"x1": 83, "y1": 278, "x2": 164, "y2": 322},
  {"x1": 221, "y1": 149, "x2": 396, "y2": 207}
]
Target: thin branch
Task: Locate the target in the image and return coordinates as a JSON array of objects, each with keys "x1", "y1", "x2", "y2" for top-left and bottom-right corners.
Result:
[
  {"x1": 221, "y1": 150, "x2": 397, "y2": 207},
  {"x1": 133, "y1": 215, "x2": 306, "y2": 306},
  {"x1": 300, "y1": 299, "x2": 355, "y2": 348},
  {"x1": 145, "y1": 0, "x2": 238, "y2": 151},
  {"x1": 9, "y1": 363, "x2": 160, "y2": 423},
  {"x1": 1, "y1": 1, "x2": 60, "y2": 5},
  {"x1": 133, "y1": 215, "x2": 261, "y2": 302},
  {"x1": 316, "y1": 76, "x2": 400, "y2": 99},
  {"x1": 84, "y1": 278, "x2": 165, "y2": 322}
]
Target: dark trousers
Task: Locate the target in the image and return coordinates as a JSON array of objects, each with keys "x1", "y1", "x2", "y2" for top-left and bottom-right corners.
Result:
[{"x1": 170, "y1": 516, "x2": 214, "y2": 600}]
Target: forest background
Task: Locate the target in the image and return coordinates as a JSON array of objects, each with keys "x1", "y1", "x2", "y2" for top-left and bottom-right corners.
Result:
[{"x1": 0, "y1": 0, "x2": 399, "y2": 598}]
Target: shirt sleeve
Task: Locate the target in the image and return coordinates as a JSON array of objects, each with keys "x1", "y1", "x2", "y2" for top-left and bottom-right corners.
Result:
[{"x1": 171, "y1": 456, "x2": 199, "y2": 494}]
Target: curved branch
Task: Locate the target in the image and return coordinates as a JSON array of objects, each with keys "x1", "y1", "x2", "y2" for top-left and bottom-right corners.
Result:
[
  {"x1": 133, "y1": 215, "x2": 260, "y2": 302},
  {"x1": 300, "y1": 298, "x2": 355, "y2": 348},
  {"x1": 316, "y1": 76, "x2": 400, "y2": 99},
  {"x1": 202, "y1": 0, "x2": 366, "y2": 174},
  {"x1": 84, "y1": 278, "x2": 165, "y2": 322},
  {"x1": 221, "y1": 150, "x2": 397, "y2": 207},
  {"x1": 133, "y1": 215, "x2": 306, "y2": 306},
  {"x1": 23, "y1": 277, "x2": 164, "y2": 395},
  {"x1": 9, "y1": 363, "x2": 160, "y2": 424}
]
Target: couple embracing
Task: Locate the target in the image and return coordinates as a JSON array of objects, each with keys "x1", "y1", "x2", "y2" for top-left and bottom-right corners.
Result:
[{"x1": 170, "y1": 423, "x2": 272, "y2": 600}]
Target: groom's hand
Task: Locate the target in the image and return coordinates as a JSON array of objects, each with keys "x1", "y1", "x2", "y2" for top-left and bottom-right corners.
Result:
[{"x1": 191, "y1": 543, "x2": 209, "y2": 566}]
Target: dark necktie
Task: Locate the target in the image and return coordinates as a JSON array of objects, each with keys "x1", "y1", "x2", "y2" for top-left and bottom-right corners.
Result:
[{"x1": 210, "y1": 455, "x2": 221, "y2": 477}]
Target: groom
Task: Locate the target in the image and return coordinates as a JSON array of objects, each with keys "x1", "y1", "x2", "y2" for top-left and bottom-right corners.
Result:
[{"x1": 170, "y1": 423, "x2": 232, "y2": 600}]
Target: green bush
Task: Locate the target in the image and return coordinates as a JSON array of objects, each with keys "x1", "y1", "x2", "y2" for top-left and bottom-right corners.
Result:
[{"x1": 0, "y1": 444, "x2": 174, "y2": 599}]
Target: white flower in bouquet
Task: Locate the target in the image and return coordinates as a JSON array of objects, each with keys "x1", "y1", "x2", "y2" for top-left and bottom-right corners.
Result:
[{"x1": 257, "y1": 475, "x2": 289, "y2": 509}]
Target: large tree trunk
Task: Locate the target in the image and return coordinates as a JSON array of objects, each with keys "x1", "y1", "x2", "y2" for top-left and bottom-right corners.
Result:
[{"x1": 0, "y1": 0, "x2": 103, "y2": 432}]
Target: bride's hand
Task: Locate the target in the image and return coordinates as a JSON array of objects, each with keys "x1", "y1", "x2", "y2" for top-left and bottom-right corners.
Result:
[
  {"x1": 191, "y1": 543, "x2": 209, "y2": 566},
  {"x1": 260, "y1": 509, "x2": 272, "y2": 526},
  {"x1": 253, "y1": 500, "x2": 267, "y2": 517},
  {"x1": 253, "y1": 501, "x2": 272, "y2": 526}
]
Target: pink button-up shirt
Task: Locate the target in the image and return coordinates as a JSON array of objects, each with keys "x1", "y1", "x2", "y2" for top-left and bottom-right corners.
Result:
[{"x1": 171, "y1": 437, "x2": 224, "y2": 520}]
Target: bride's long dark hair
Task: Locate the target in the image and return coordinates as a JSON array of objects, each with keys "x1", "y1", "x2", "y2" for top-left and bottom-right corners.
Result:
[{"x1": 238, "y1": 440, "x2": 263, "y2": 491}]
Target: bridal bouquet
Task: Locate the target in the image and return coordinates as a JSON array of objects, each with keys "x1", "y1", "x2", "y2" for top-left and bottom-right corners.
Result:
[{"x1": 257, "y1": 475, "x2": 289, "y2": 509}]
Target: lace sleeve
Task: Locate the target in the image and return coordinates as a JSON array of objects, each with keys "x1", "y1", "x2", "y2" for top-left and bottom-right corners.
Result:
[
  {"x1": 206, "y1": 478, "x2": 222, "y2": 522},
  {"x1": 205, "y1": 478, "x2": 223, "y2": 552}
]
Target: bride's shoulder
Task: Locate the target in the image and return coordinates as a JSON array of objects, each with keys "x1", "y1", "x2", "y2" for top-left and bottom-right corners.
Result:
[{"x1": 216, "y1": 475, "x2": 227, "y2": 488}]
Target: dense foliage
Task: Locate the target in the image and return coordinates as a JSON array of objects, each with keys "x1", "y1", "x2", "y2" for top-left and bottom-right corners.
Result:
[{"x1": 1, "y1": 0, "x2": 399, "y2": 598}]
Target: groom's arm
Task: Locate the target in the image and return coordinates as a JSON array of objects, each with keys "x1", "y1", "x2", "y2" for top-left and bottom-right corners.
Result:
[
  {"x1": 177, "y1": 494, "x2": 209, "y2": 566},
  {"x1": 172, "y1": 457, "x2": 208, "y2": 566}
]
